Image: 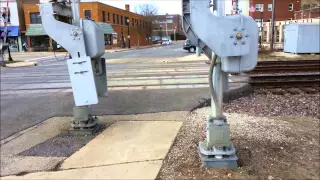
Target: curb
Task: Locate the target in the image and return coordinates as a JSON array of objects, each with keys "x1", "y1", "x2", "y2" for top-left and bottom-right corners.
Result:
[
  {"x1": 5, "y1": 61, "x2": 38, "y2": 68},
  {"x1": 107, "y1": 44, "x2": 164, "y2": 53}
]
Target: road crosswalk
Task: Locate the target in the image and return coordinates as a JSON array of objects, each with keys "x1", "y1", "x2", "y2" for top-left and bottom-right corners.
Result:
[{"x1": 0, "y1": 58, "x2": 247, "y2": 96}]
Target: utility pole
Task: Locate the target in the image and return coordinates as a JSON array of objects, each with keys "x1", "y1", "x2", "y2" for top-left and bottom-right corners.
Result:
[
  {"x1": 270, "y1": 0, "x2": 276, "y2": 51},
  {"x1": 174, "y1": 27, "x2": 176, "y2": 41},
  {"x1": 260, "y1": 7, "x2": 264, "y2": 46},
  {"x1": 166, "y1": 22, "x2": 168, "y2": 39},
  {"x1": 159, "y1": 25, "x2": 162, "y2": 44},
  {"x1": 127, "y1": 18, "x2": 131, "y2": 48}
]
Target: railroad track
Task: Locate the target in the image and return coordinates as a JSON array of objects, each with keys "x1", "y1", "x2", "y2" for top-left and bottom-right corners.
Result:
[{"x1": 248, "y1": 60, "x2": 320, "y2": 90}]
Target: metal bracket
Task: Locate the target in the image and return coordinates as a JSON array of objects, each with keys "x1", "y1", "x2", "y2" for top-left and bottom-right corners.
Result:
[{"x1": 40, "y1": 3, "x2": 87, "y2": 59}]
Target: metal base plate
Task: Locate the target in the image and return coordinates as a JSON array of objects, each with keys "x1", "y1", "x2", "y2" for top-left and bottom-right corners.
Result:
[
  {"x1": 69, "y1": 124, "x2": 101, "y2": 136},
  {"x1": 198, "y1": 147, "x2": 238, "y2": 169}
]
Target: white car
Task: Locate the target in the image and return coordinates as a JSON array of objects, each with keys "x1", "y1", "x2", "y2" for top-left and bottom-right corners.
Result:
[{"x1": 162, "y1": 40, "x2": 172, "y2": 45}]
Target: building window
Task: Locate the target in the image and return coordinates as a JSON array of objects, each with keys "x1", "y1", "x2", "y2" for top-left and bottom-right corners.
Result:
[
  {"x1": 268, "y1": 4, "x2": 272, "y2": 11},
  {"x1": 117, "y1": 15, "x2": 119, "y2": 24},
  {"x1": 288, "y1": 3, "x2": 293, "y2": 11},
  {"x1": 255, "y1": 4, "x2": 264, "y2": 11},
  {"x1": 102, "y1": 11, "x2": 106, "y2": 22},
  {"x1": 113, "y1": 14, "x2": 115, "y2": 23},
  {"x1": 30, "y1": 12, "x2": 41, "y2": 24},
  {"x1": 132, "y1": 18, "x2": 134, "y2": 26},
  {"x1": 107, "y1": 12, "x2": 110, "y2": 21},
  {"x1": 121, "y1": 15, "x2": 123, "y2": 25},
  {"x1": 84, "y1": 10, "x2": 91, "y2": 18}
]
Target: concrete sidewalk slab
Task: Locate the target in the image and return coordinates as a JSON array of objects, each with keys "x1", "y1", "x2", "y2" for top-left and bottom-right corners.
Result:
[
  {"x1": 61, "y1": 121, "x2": 182, "y2": 169},
  {"x1": 99, "y1": 111, "x2": 189, "y2": 122},
  {"x1": 2, "y1": 161, "x2": 163, "y2": 180},
  {"x1": 5, "y1": 61, "x2": 38, "y2": 68}
]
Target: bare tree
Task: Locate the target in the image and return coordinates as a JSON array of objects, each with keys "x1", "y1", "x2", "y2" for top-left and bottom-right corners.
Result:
[
  {"x1": 136, "y1": 4, "x2": 159, "y2": 46},
  {"x1": 137, "y1": 4, "x2": 158, "y2": 17}
]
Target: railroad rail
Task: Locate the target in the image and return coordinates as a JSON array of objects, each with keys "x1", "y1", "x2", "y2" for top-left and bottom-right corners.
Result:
[
  {"x1": 247, "y1": 60, "x2": 320, "y2": 90},
  {"x1": 250, "y1": 60, "x2": 320, "y2": 74}
]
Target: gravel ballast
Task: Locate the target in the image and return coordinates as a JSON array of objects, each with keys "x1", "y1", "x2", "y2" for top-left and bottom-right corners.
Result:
[{"x1": 157, "y1": 92, "x2": 320, "y2": 180}]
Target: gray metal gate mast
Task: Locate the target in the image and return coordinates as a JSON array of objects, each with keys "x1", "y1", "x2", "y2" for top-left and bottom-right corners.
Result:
[
  {"x1": 40, "y1": 0, "x2": 107, "y2": 134},
  {"x1": 182, "y1": 0, "x2": 259, "y2": 168}
]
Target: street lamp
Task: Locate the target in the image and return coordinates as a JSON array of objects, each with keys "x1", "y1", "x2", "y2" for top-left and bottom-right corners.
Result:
[{"x1": 126, "y1": 18, "x2": 131, "y2": 48}]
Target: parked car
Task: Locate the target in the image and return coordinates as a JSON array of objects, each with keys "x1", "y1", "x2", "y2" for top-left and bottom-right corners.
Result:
[
  {"x1": 183, "y1": 39, "x2": 196, "y2": 52},
  {"x1": 162, "y1": 39, "x2": 172, "y2": 45}
]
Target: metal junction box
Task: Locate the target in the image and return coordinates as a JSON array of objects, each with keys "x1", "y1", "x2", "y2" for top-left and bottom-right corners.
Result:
[{"x1": 284, "y1": 23, "x2": 320, "y2": 54}]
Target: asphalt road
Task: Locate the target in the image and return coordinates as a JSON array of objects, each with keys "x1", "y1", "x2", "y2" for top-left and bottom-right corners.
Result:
[{"x1": 0, "y1": 42, "x2": 212, "y2": 140}]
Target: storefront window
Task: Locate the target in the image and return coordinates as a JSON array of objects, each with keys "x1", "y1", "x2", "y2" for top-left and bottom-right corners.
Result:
[
  {"x1": 7, "y1": 37, "x2": 19, "y2": 52},
  {"x1": 104, "y1": 34, "x2": 112, "y2": 46},
  {"x1": 30, "y1": 36, "x2": 50, "y2": 51}
]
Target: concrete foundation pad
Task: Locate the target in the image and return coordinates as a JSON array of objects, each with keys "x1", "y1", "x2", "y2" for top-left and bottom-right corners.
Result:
[
  {"x1": 61, "y1": 121, "x2": 182, "y2": 169},
  {"x1": 2, "y1": 160, "x2": 163, "y2": 180}
]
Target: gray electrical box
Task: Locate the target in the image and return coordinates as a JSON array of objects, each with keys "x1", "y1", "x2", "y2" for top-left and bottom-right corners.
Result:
[
  {"x1": 82, "y1": 19, "x2": 105, "y2": 59},
  {"x1": 284, "y1": 23, "x2": 320, "y2": 54}
]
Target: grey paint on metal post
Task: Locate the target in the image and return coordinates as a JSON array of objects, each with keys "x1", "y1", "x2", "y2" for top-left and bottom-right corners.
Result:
[
  {"x1": 196, "y1": 47, "x2": 201, "y2": 56},
  {"x1": 182, "y1": 0, "x2": 258, "y2": 169},
  {"x1": 40, "y1": 1, "x2": 107, "y2": 135},
  {"x1": 71, "y1": 0, "x2": 81, "y2": 26}
]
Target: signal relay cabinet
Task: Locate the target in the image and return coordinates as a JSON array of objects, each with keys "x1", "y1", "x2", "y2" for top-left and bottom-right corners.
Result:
[{"x1": 284, "y1": 23, "x2": 320, "y2": 54}]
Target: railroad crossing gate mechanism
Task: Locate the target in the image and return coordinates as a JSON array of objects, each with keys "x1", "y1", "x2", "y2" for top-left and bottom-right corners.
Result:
[
  {"x1": 182, "y1": 0, "x2": 258, "y2": 168},
  {"x1": 39, "y1": 0, "x2": 258, "y2": 169},
  {"x1": 40, "y1": 0, "x2": 107, "y2": 134}
]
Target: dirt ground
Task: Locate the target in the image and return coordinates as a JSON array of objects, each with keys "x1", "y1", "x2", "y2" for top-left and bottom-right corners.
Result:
[{"x1": 157, "y1": 92, "x2": 320, "y2": 180}]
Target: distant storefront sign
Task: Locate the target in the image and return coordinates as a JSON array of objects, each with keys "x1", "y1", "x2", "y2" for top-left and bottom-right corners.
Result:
[
  {"x1": 159, "y1": 19, "x2": 173, "y2": 24},
  {"x1": 166, "y1": 15, "x2": 176, "y2": 19}
]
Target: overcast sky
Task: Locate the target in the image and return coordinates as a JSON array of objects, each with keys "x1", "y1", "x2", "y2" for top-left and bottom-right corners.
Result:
[{"x1": 81, "y1": 0, "x2": 182, "y2": 15}]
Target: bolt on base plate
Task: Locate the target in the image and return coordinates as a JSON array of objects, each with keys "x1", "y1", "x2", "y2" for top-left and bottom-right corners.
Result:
[
  {"x1": 198, "y1": 146, "x2": 238, "y2": 169},
  {"x1": 69, "y1": 123, "x2": 101, "y2": 136}
]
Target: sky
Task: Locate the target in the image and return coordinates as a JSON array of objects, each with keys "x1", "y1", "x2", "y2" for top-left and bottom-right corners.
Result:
[{"x1": 81, "y1": 0, "x2": 182, "y2": 15}]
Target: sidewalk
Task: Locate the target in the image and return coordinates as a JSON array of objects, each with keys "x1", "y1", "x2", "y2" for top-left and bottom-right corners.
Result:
[
  {"x1": 5, "y1": 52, "x2": 66, "y2": 62},
  {"x1": 1, "y1": 112, "x2": 186, "y2": 179}
]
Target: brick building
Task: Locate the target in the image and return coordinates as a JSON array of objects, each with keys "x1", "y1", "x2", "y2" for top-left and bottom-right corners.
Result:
[
  {"x1": 294, "y1": 6, "x2": 320, "y2": 19},
  {"x1": 23, "y1": 2, "x2": 152, "y2": 51},
  {"x1": 249, "y1": 0, "x2": 301, "y2": 23},
  {"x1": 151, "y1": 14, "x2": 183, "y2": 41}
]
